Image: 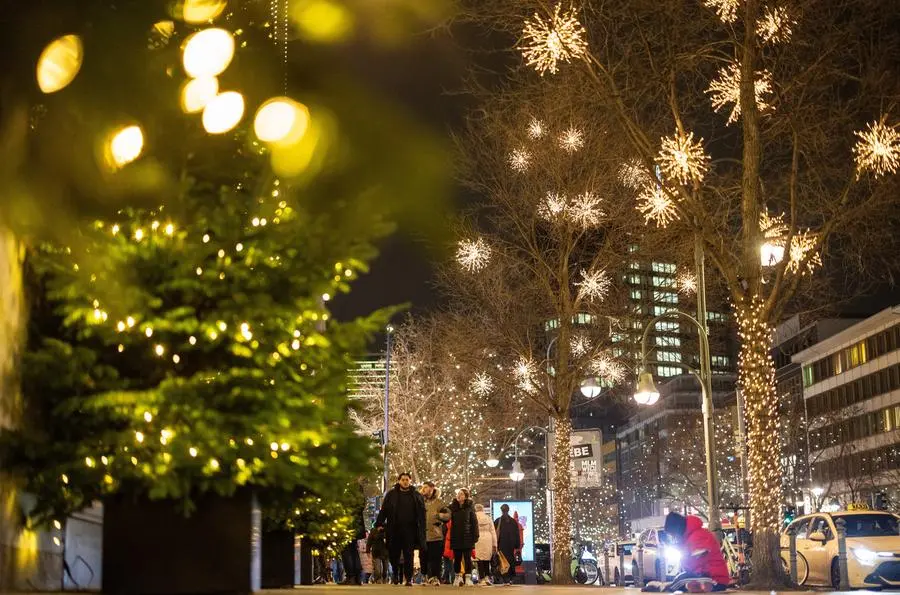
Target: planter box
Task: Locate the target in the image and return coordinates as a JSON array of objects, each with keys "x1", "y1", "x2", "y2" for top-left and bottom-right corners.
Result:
[
  {"x1": 260, "y1": 529, "x2": 297, "y2": 588},
  {"x1": 102, "y1": 490, "x2": 261, "y2": 595}
]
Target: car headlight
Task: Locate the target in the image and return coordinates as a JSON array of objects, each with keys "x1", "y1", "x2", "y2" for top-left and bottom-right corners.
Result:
[
  {"x1": 851, "y1": 547, "x2": 877, "y2": 565},
  {"x1": 664, "y1": 546, "x2": 682, "y2": 565}
]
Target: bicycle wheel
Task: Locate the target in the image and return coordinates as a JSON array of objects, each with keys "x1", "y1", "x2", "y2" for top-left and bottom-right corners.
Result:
[
  {"x1": 580, "y1": 560, "x2": 599, "y2": 585},
  {"x1": 780, "y1": 551, "x2": 809, "y2": 585}
]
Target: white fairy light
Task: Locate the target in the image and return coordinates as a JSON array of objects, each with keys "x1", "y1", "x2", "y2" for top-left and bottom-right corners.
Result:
[
  {"x1": 570, "y1": 334, "x2": 592, "y2": 357},
  {"x1": 760, "y1": 211, "x2": 788, "y2": 240},
  {"x1": 508, "y1": 148, "x2": 532, "y2": 173},
  {"x1": 513, "y1": 357, "x2": 539, "y2": 393},
  {"x1": 853, "y1": 120, "x2": 900, "y2": 178},
  {"x1": 677, "y1": 271, "x2": 697, "y2": 295},
  {"x1": 538, "y1": 191, "x2": 568, "y2": 221},
  {"x1": 575, "y1": 268, "x2": 611, "y2": 301},
  {"x1": 757, "y1": 6, "x2": 794, "y2": 44},
  {"x1": 703, "y1": 0, "x2": 740, "y2": 24},
  {"x1": 521, "y1": 4, "x2": 589, "y2": 76},
  {"x1": 569, "y1": 191, "x2": 604, "y2": 228},
  {"x1": 470, "y1": 372, "x2": 494, "y2": 397},
  {"x1": 787, "y1": 232, "x2": 821, "y2": 275},
  {"x1": 707, "y1": 62, "x2": 774, "y2": 125},
  {"x1": 558, "y1": 126, "x2": 584, "y2": 153},
  {"x1": 528, "y1": 118, "x2": 545, "y2": 139},
  {"x1": 636, "y1": 184, "x2": 678, "y2": 227},
  {"x1": 456, "y1": 237, "x2": 493, "y2": 272},
  {"x1": 658, "y1": 131, "x2": 710, "y2": 184},
  {"x1": 590, "y1": 353, "x2": 626, "y2": 384},
  {"x1": 619, "y1": 158, "x2": 652, "y2": 190}
]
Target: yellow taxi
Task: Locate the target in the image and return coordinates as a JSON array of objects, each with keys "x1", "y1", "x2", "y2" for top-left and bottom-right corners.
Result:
[{"x1": 780, "y1": 509, "x2": 900, "y2": 588}]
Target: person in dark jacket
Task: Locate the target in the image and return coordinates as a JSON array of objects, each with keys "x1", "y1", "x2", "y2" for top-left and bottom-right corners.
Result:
[
  {"x1": 449, "y1": 488, "x2": 479, "y2": 586},
  {"x1": 375, "y1": 472, "x2": 426, "y2": 586},
  {"x1": 494, "y1": 503, "x2": 521, "y2": 584},
  {"x1": 664, "y1": 512, "x2": 730, "y2": 590},
  {"x1": 366, "y1": 526, "x2": 390, "y2": 583}
]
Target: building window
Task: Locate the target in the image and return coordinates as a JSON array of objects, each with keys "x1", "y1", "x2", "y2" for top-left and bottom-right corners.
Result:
[
  {"x1": 658, "y1": 351, "x2": 682, "y2": 363},
  {"x1": 627, "y1": 274, "x2": 642, "y2": 285},
  {"x1": 707, "y1": 311, "x2": 727, "y2": 323},
  {"x1": 629, "y1": 262, "x2": 641, "y2": 270},
  {"x1": 805, "y1": 323, "x2": 900, "y2": 386},
  {"x1": 652, "y1": 276, "x2": 676, "y2": 288},
  {"x1": 651, "y1": 262, "x2": 677, "y2": 274},
  {"x1": 711, "y1": 355, "x2": 730, "y2": 367},
  {"x1": 655, "y1": 321, "x2": 680, "y2": 332},
  {"x1": 628, "y1": 244, "x2": 640, "y2": 253},
  {"x1": 631, "y1": 289, "x2": 643, "y2": 300},
  {"x1": 653, "y1": 291, "x2": 678, "y2": 304},
  {"x1": 657, "y1": 365, "x2": 680, "y2": 377},
  {"x1": 655, "y1": 336, "x2": 682, "y2": 347}
]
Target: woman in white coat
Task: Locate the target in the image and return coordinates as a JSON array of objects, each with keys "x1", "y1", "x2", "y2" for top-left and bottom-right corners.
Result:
[{"x1": 473, "y1": 504, "x2": 497, "y2": 585}]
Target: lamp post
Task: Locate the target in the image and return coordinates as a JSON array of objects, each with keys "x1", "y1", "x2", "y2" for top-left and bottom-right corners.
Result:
[{"x1": 382, "y1": 324, "x2": 394, "y2": 493}]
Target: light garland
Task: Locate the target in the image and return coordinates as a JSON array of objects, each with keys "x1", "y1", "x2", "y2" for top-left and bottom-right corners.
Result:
[
  {"x1": 590, "y1": 352, "x2": 626, "y2": 384},
  {"x1": 853, "y1": 120, "x2": 900, "y2": 178},
  {"x1": 470, "y1": 372, "x2": 494, "y2": 397},
  {"x1": 456, "y1": 237, "x2": 493, "y2": 272},
  {"x1": 538, "y1": 191, "x2": 569, "y2": 221},
  {"x1": 551, "y1": 417, "x2": 574, "y2": 569},
  {"x1": 528, "y1": 118, "x2": 546, "y2": 139},
  {"x1": 707, "y1": 62, "x2": 774, "y2": 125},
  {"x1": 676, "y1": 271, "x2": 697, "y2": 295},
  {"x1": 558, "y1": 126, "x2": 585, "y2": 153},
  {"x1": 520, "y1": 3, "x2": 589, "y2": 76},
  {"x1": 757, "y1": 5, "x2": 794, "y2": 44},
  {"x1": 508, "y1": 148, "x2": 532, "y2": 173},
  {"x1": 569, "y1": 191, "x2": 604, "y2": 229},
  {"x1": 703, "y1": 0, "x2": 740, "y2": 24},
  {"x1": 636, "y1": 184, "x2": 678, "y2": 227},
  {"x1": 658, "y1": 131, "x2": 710, "y2": 185},
  {"x1": 618, "y1": 158, "x2": 652, "y2": 190},
  {"x1": 786, "y1": 231, "x2": 822, "y2": 275},
  {"x1": 575, "y1": 268, "x2": 611, "y2": 302}
]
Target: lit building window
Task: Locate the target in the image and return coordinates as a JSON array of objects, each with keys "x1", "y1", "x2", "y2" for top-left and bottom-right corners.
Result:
[
  {"x1": 655, "y1": 336, "x2": 682, "y2": 347},
  {"x1": 628, "y1": 244, "x2": 640, "y2": 253},
  {"x1": 651, "y1": 262, "x2": 677, "y2": 274},
  {"x1": 652, "y1": 276, "x2": 676, "y2": 288},
  {"x1": 657, "y1": 365, "x2": 680, "y2": 377},
  {"x1": 711, "y1": 355, "x2": 730, "y2": 367},
  {"x1": 627, "y1": 274, "x2": 642, "y2": 285},
  {"x1": 654, "y1": 306, "x2": 671, "y2": 316},
  {"x1": 707, "y1": 311, "x2": 727, "y2": 323},
  {"x1": 631, "y1": 289, "x2": 643, "y2": 300},
  {"x1": 658, "y1": 351, "x2": 682, "y2": 363},
  {"x1": 655, "y1": 321, "x2": 680, "y2": 332},
  {"x1": 629, "y1": 262, "x2": 641, "y2": 270},
  {"x1": 653, "y1": 291, "x2": 678, "y2": 304}
]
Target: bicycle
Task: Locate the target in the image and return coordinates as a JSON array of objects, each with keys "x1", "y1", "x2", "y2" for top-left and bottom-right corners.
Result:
[
  {"x1": 780, "y1": 550, "x2": 809, "y2": 585},
  {"x1": 721, "y1": 536, "x2": 752, "y2": 586},
  {"x1": 570, "y1": 543, "x2": 600, "y2": 585}
]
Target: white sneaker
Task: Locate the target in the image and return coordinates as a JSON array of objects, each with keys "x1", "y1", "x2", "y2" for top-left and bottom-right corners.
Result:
[
  {"x1": 454, "y1": 576, "x2": 464, "y2": 587},
  {"x1": 465, "y1": 575, "x2": 474, "y2": 586}
]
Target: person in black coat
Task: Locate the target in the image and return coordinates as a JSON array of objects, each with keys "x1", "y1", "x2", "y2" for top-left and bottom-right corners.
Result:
[
  {"x1": 448, "y1": 488, "x2": 479, "y2": 586},
  {"x1": 494, "y1": 503, "x2": 521, "y2": 584},
  {"x1": 375, "y1": 472, "x2": 426, "y2": 585}
]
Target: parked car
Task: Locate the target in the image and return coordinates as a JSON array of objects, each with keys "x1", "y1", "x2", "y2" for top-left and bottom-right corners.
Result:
[
  {"x1": 600, "y1": 540, "x2": 635, "y2": 585},
  {"x1": 780, "y1": 510, "x2": 900, "y2": 588},
  {"x1": 633, "y1": 528, "x2": 681, "y2": 582}
]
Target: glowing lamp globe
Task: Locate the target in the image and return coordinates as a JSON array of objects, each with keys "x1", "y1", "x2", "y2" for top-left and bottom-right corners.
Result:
[
  {"x1": 760, "y1": 242, "x2": 785, "y2": 267},
  {"x1": 36, "y1": 34, "x2": 83, "y2": 94},
  {"x1": 182, "y1": 28, "x2": 235, "y2": 78},
  {"x1": 509, "y1": 460, "x2": 525, "y2": 482},
  {"x1": 633, "y1": 372, "x2": 660, "y2": 406},
  {"x1": 580, "y1": 377, "x2": 603, "y2": 399},
  {"x1": 254, "y1": 98, "x2": 310, "y2": 144},
  {"x1": 181, "y1": 76, "x2": 219, "y2": 113},
  {"x1": 107, "y1": 125, "x2": 144, "y2": 168},
  {"x1": 180, "y1": 0, "x2": 227, "y2": 23},
  {"x1": 202, "y1": 91, "x2": 244, "y2": 134},
  {"x1": 485, "y1": 457, "x2": 500, "y2": 468}
]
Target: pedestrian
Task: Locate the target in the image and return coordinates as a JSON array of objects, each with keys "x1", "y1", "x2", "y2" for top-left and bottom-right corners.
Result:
[
  {"x1": 375, "y1": 472, "x2": 426, "y2": 586},
  {"x1": 449, "y1": 488, "x2": 480, "y2": 587},
  {"x1": 442, "y1": 520, "x2": 454, "y2": 584},
  {"x1": 359, "y1": 533, "x2": 373, "y2": 584},
  {"x1": 473, "y1": 504, "x2": 497, "y2": 585},
  {"x1": 421, "y1": 481, "x2": 451, "y2": 586},
  {"x1": 663, "y1": 512, "x2": 730, "y2": 591},
  {"x1": 366, "y1": 526, "x2": 390, "y2": 583},
  {"x1": 494, "y1": 504, "x2": 521, "y2": 584}
]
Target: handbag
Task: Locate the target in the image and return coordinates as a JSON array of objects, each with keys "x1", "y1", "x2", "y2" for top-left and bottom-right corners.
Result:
[{"x1": 498, "y1": 551, "x2": 511, "y2": 574}]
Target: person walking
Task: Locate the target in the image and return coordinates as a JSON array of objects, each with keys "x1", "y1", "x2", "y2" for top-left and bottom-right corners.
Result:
[
  {"x1": 421, "y1": 482, "x2": 450, "y2": 586},
  {"x1": 473, "y1": 504, "x2": 497, "y2": 585},
  {"x1": 449, "y1": 488, "x2": 479, "y2": 587},
  {"x1": 375, "y1": 472, "x2": 426, "y2": 586},
  {"x1": 366, "y1": 526, "x2": 390, "y2": 583},
  {"x1": 494, "y1": 504, "x2": 521, "y2": 584}
]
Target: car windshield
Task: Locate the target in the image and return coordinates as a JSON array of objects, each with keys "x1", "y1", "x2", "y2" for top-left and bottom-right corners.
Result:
[
  {"x1": 621, "y1": 544, "x2": 633, "y2": 555},
  {"x1": 833, "y1": 514, "x2": 900, "y2": 537},
  {"x1": 658, "y1": 530, "x2": 675, "y2": 545}
]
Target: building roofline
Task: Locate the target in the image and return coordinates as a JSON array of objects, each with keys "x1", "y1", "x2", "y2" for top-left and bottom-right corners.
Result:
[{"x1": 791, "y1": 305, "x2": 900, "y2": 364}]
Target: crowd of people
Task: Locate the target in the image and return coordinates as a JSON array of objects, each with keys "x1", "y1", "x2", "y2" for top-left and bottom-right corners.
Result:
[{"x1": 334, "y1": 473, "x2": 522, "y2": 586}]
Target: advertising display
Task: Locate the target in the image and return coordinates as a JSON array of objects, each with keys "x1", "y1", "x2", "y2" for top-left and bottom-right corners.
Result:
[
  {"x1": 547, "y1": 428, "x2": 603, "y2": 488},
  {"x1": 491, "y1": 501, "x2": 534, "y2": 562}
]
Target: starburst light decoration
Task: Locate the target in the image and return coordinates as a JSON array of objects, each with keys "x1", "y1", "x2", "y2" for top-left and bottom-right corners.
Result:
[
  {"x1": 853, "y1": 120, "x2": 900, "y2": 178},
  {"x1": 707, "y1": 62, "x2": 773, "y2": 125},
  {"x1": 570, "y1": 334, "x2": 592, "y2": 357},
  {"x1": 520, "y1": 4, "x2": 589, "y2": 76},
  {"x1": 575, "y1": 268, "x2": 611, "y2": 302},
  {"x1": 676, "y1": 271, "x2": 697, "y2": 295},
  {"x1": 538, "y1": 191, "x2": 568, "y2": 221},
  {"x1": 757, "y1": 6, "x2": 794, "y2": 44},
  {"x1": 787, "y1": 232, "x2": 821, "y2": 275},
  {"x1": 456, "y1": 238, "x2": 492, "y2": 272},
  {"x1": 569, "y1": 191, "x2": 604, "y2": 228},
  {"x1": 470, "y1": 372, "x2": 494, "y2": 397},
  {"x1": 558, "y1": 126, "x2": 585, "y2": 153},
  {"x1": 703, "y1": 0, "x2": 740, "y2": 24},
  {"x1": 658, "y1": 131, "x2": 710, "y2": 184},
  {"x1": 619, "y1": 158, "x2": 652, "y2": 190},
  {"x1": 528, "y1": 118, "x2": 545, "y2": 139},
  {"x1": 590, "y1": 353, "x2": 626, "y2": 384},
  {"x1": 508, "y1": 148, "x2": 532, "y2": 173},
  {"x1": 759, "y1": 211, "x2": 788, "y2": 240},
  {"x1": 513, "y1": 357, "x2": 539, "y2": 393},
  {"x1": 636, "y1": 184, "x2": 678, "y2": 227}
]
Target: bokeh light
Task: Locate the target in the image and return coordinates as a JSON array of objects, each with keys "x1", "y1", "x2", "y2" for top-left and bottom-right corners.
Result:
[
  {"x1": 181, "y1": 76, "x2": 219, "y2": 113},
  {"x1": 292, "y1": 0, "x2": 353, "y2": 43},
  {"x1": 254, "y1": 98, "x2": 310, "y2": 144},
  {"x1": 176, "y1": 0, "x2": 227, "y2": 24},
  {"x1": 36, "y1": 34, "x2": 84, "y2": 94},
  {"x1": 107, "y1": 125, "x2": 144, "y2": 168},
  {"x1": 182, "y1": 28, "x2": 235, "y2": 78},
  {"x1": 202, "y1": 91, "x2": 244, "y2": 134}
]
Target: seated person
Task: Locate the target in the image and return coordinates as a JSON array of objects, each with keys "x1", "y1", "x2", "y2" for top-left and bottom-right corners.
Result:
[{"x1": 663, "y1": 512, "x2": 730, "y2": 592}]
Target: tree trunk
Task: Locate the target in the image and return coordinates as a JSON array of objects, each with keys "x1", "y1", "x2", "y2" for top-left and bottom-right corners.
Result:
[
  {"x1": 550, "y1": 414, "x2": 572, "y2": 584},
  {"x1": 0, "y1": 223, "x2": 25, "y2": 589},
  {"x1": 736, "y1": 299, "x2": 788, "y2": 588}
]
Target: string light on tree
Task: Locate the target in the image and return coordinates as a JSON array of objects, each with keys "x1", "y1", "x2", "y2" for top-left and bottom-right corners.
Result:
[
  {"x1": 470, "y1": 372, "x2": 494, "y2": 397},
  {"x1": 853, "y1": 120, "x2": 900, "y2": 178},
  {"x1": 760, "y1": 211, "x2": 788, "y2": 240},
  {"x1": 786, "y1": 232, "x2": 821, "y2": 275},
  {"x1": 513, "y1": 357, "x2": 539, "y2": 393},
  {"x1": 456, "y1": 237, "x2": 493, "y2": 272},
  {"x1": 528, "y1": 118, "x2": 545, "y2": 139},
  {"x1": 707, "y1": 62, "x2": 774, "y2": 125},
  {"x1": 676, "y1": 271, "x2": 697, "y2": 295},
  {"x1": 590, "y1": 352, "x2": 626, "y2": 384},
  {"x1": 569, "y1": 191, "x2": 604, "y2": 229},
  {"x1": 658, "y1": 131, "x2": 710, "y2": 184},
  {"x1": 508, "y1": 148, "x2": 532, "y2": 173},
  {"x1": 757, "y1": 6, "x2": 795, "y2": 44},
  {"x1": 636, "y1": 184, "x2": 678, "y2": 227},
  {"x1": 619, "y1": 158, "x2": 652, "y2": 190},
  {"x1": 558, "y1": 126, "x2": 584, "y2": 153},
  {"x1": 520, "y1": 3, "x2": 589, "y2": 76},
  {"x1": 570, "y1": 334, "x2": 591, "y2": 357},
  {"x1": 575, "y1": 268, "x2": 611, "y2": 302},
  {"x1": 538, "y1": 191, "x2": 568, "y2": 221},
  {"x1": 703, "y1": 0, "x2": 740, "y2": 24}
]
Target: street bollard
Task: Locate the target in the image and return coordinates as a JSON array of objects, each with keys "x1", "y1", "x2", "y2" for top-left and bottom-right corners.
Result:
[
  {"x1": 636, "y1": 543, "x2": 645, "y2": 587},
  {"x1": 835, "y1": 518, "x2": 850, "y2": 590},
  {"x1": 787, "y1": 525, "x2": 798, "y2": 586},
  {"x1": 604, "y1": 548, "x2": 611, "y2": 587}
]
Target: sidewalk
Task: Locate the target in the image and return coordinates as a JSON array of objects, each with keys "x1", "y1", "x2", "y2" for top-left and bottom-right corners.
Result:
[{"x1": 282, "y1": 586, "x2": 879, "y2": 595}]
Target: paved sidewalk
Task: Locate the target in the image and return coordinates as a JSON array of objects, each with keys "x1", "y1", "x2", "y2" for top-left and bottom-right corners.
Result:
[{"x1": 281, "y1": 586, "x2": 881, "y2": 595}]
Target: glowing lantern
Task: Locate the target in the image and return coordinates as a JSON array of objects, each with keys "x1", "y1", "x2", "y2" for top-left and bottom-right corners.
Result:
[
  {"x1": 181, "y1": 76, "x2": 219, "y2": 113},
  {"x1": 36, "y1": 34, "x2": 83, "y2": 94},
  {"x1": 202, "y1": 91, "x2": 244, "y2": 134},
  {"x1": 107, "y1": 125, "x2": 144, "y2": 168},
  {"x1": 182, "y1": 28, "x2": 235, "y2": 78},
  {"x1": 253, "y1": 98, "x2": 310, "y2": 144}
]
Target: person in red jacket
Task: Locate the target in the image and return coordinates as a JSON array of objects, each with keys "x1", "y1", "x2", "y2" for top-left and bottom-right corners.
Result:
[{"x1": 664, "y1": 512, "x2": 730, "y2": 590}]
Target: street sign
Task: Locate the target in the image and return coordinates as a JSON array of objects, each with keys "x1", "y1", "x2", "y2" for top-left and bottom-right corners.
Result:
[{"x1": 548, "y1": 428, "x2": 603, "y2": 489}]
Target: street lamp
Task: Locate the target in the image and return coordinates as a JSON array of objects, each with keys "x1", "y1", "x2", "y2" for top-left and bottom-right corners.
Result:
[
  {"x1": 485, "y1": 457, "x2": 500, "y2": 469},
  {"x1": 760, "y1": 241, "x2": 786, "y2": 267},
  {"x1": 509, "y1": 459, "x2": 526, "y2": 482},
  {"x1": 382, "y1": 324, "x2": 395, "y2": 493},
  {"x1": 633, "y1": 372, "x2": 660, "y2": 405},
  {"x1": 580, "y1": 376, "x2": 603, "y2": 399}
]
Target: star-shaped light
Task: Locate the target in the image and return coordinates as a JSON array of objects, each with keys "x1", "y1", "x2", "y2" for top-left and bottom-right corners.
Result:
[
  {"x1": 456, "y1": 237, "x2": 492, "y2": 272},
  {"x1": 676, "y1": 271, "x2": 697, "y2": 295},
  {"x1": 853, "y1": 120, "x2": 900, "y2": 178},
  {"x1": 470, "y1": 372, "x2": 494, "y2": 397},
  {"x1": 514, "y1": 357, "x2": 539, "y2": 393},
  {"x1": 658, "y1": 131, "x2": 710, "y2": 184},
  {"x1": 538, "y1": 191, "x2": 568, "y2": 221},
  {"x1": 757, "y1": 6, "x2": 794, "y2": 44},
  {"x1": 575, "y1": 268, "x2": 611, "y2": 302},
  {"x1": 528, "y1": 118, "x2": 545, "y2": 139},
  {"x1": 703, "y1": 0, "x2": 740, "y2": 24},
  {"x1": 760, "y1": 211, "x2": 788, "y2": 240},
  {"x1": 707, "y1": 62, "x2": 773, "y2": 125},
  {"x1": 521, "y1": 4, "x2": 589, "y2": 76},
  {"x1": 636, "y1": 184, "x2": 678, "y2": 227},
  {"x1": 570, "y1": 334, "x2": 592, "y2": 357},
  {"x1": 619, "y1": 158, "x2": 652, "y2": 190},
  {"x1": 591, "y1": 353, "x2": 626, "y2": 384},
  {"x1": 508, "y1": 148, "x2": 532, "y2": 173},
  {"x1": 558, "y1": 126, "x2": 584, "y2": 153},
  {"x1": 787, "y1": 232, "x2": 822, "y2": 275},
  {"x1": 569, "y1": 191, "x2": 604, "y2": 229}
]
